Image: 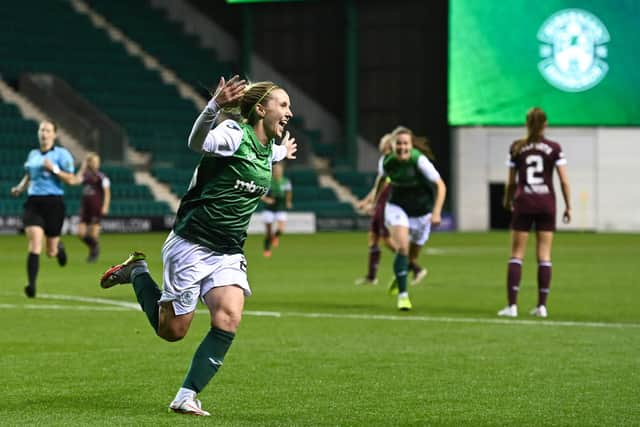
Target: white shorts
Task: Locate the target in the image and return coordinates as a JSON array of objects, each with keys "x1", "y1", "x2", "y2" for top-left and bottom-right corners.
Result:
[
  {"x1": 384, "y1": 202, "x2": 432, "y2": 246},
  {"x1": 262, "y1": 210, "x2": 287, "y2": 224},
  {"x1": 159, "y1": 231, "x2": 251, "y2": 315}
]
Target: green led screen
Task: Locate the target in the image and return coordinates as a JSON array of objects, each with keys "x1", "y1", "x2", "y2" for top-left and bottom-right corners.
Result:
[{"x1": 448, "y1": 0, "x2": 640, "y2": 125}]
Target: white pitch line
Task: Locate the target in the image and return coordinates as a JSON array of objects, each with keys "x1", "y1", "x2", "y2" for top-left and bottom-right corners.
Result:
[
  {"x1": 424, "y1": 247, "x2": 505, "y2": 255},
  {"x1": 1, "y1": 293, "x2": 638, "y2": 330},
  {"x1": 279, "y1": 311, "x2": 640, "y2": 329},
  {"x1": 39, "y1": 293, "x2": 140, "y2": 310},
  {"x1": 0, "y1": 303, "x2": 131, "y2": 312},
  {"x1": 35, "y1": 293, "x2": 282, "y2": 317}
]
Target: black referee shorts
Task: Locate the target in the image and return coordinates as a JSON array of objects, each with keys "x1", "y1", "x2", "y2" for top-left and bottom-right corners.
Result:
[{"x1": 23, "y1": 195, "x2": 66, "y2": 237}]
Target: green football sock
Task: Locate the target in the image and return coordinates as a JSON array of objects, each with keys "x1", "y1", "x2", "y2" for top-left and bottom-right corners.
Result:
[
  {"x1": 394, "y1": 254, "x2": 409, "y2": 293},
  {"x1": 182, "y1": 328, "x2": 236, "y2": 393},
  {"x1": 132, "y1": 272, "x2": 161, "y2": 332}
]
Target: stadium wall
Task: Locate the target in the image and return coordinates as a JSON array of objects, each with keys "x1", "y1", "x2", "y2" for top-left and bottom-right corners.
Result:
[
  {"x1": 453, "y1": 127, "x2": 640, "y2": 232},
  {"x1": 0, "y1": 213, "x2": 359, "y2": 234}
]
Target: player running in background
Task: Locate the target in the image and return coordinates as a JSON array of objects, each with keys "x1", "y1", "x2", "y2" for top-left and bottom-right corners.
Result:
[
  {"x1": 376, "y1": 126, "x2": 446, "y2": 311},
  {"x1": 498, "y1": 107, "x2": 571, "y2": 318},
  {"x1": 10, "y1": 120, "x2": 74, "y2": 298},
  {"x1": 72, "y1": 152, "x2": 110, "y2": 262},
  {"x1": 354, "y1": 132, "x2": 397, "y2": 285},
  {"x1": 261, "y1": 162, "x2": 292, "y2": 257},
  {"x1": 356, "y1": 132, "x2": 432, "y2": 286},
  {"x1": 99, "y1": 75, "x2": 297, "y2": 416}
]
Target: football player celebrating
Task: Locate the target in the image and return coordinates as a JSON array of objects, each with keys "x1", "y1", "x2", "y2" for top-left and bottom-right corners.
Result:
[
  {"x1": 100, "y1": 75, "x2": 297, "y2": 416},
  {"x1": 375, "y1": 126, "x2": 446, "y2": 311}
]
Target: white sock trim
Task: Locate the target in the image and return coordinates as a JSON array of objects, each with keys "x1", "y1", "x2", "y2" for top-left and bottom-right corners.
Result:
[
  {"x1": 175, "y1": 387, "x2": 196, "y2": 402},
  {"x1": 130, "y1": 265, "x2": 150, "y2": 282}
]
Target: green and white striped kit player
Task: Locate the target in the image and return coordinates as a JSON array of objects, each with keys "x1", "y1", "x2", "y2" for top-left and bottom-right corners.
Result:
[
  {"x1": 174, "y1": 102, "x2": 288, "y2": 256},
  {"x1": 382, "y1": 148, "x2": 439, "y2": 218},
  {"x1": 264, "y1": 176, "x2": 292, "y2": 212},
  {"x1": 379, "y1": 141, "x2": 444, "y2": 311},
  {"x1": 99, "y1": 77, "x2": 295, "y2": 417},
  {"x1": 149, "y1": 101, "x2": 290, "y2": 312}
]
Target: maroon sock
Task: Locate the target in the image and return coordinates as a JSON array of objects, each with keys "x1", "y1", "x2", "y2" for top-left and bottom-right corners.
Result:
[
  {"x1": 409, "y1": 261, "x2": 422, "y2": 276},
  {"x1": 537, "y1": 261, "x2": 552, "y2": 307},
  {"x1": 82, "y1": 236, "x2": 96, "y2": 249},
  {"x1": 507, "y1": 258, "x2": 522, "y2": 306},
  {"x1": 367, "y1": 246, "x2": 381, "y2": 281}
]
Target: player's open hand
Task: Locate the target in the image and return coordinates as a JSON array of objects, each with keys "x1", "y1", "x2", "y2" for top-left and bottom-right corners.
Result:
[
  {"x1": 282, "y1": 131, "x2": 297, "y2": 159},
  {"x1": 213, "y1": 75, "x2": 247, "y2": 109}
]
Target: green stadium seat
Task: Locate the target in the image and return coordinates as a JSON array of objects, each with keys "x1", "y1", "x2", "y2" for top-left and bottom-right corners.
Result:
[
  {"x1": 350, "y1": 185, "x2": 373, "y2": 199},
  {"x1": 288, "y1": 169, "x2": 319, "y2": 186},
  {"x1": 0, "y1": 199, "x2": 23, "y2": 216},
  {"x1": 292, "y1": 201, "x2": 355, "y2": 216},
  {"x1": 333, "y1": 170, "x2": 377, "y2": 188},
  {"x1": 293, "y1": 186, "x2": 338, "y2": 202}
]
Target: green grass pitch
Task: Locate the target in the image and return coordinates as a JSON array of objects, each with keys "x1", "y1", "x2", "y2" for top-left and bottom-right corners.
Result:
[{"x1": 0, "y1": 231, "x2": 638, "y2": 426}]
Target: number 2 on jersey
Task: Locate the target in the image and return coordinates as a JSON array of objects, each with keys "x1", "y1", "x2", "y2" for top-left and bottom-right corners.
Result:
[{"x1": 526, "y1": 154, "x2": 544, "y2": 185}]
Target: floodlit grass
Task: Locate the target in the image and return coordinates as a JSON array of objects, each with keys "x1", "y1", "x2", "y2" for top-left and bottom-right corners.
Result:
[{"x1": 0, "y1": 231, "x2": 638, "y2": 426}]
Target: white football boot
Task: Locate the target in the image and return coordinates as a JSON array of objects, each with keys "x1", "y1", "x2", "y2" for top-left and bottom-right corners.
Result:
[
  {"x1": 529, "y1": 305, "x2": 548, "y2": 318},
  {"x1": 169, "y1": 397, "x2": 211, "y2": 416},
  {"x1": 497, "y1": 304, "x2": 518, "y2": 317},
  {"x1": 354, "y1": 277, "x2": 378, "y2": 285}
]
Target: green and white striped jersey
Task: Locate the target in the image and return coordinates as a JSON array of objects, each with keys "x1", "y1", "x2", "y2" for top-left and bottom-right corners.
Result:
[
  {"x1": 380, "y1": 148, "x2": 441, "y2": 217},
  {"x1": 264, "y1": 176, "x2": 292, "y2": 212},
  {"x1": 174, "y1": 104, "x2": 287, "y2": 254}
]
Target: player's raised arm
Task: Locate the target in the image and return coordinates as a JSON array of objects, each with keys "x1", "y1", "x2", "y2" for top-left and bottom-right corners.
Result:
[{"x1": 188, "y1": 75, "x2": 246, "y2": 153}]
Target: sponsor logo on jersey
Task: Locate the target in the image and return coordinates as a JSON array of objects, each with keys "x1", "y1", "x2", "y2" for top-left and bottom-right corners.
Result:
[
  {"x1": 538, "y1": 8, "x2": 609, "y2": 92},
  {"x1": 234, "y1": 179, "x2": 268, "y2": 195}
]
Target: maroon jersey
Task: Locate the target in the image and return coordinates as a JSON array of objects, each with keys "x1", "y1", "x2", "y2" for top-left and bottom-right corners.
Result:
[
  {"x1": 80, "y1": 170, "x2": 109, "y2": 223},
  {"x1": 508, "y1": 138, "x2": 566, "y2": 215},
  {"x1": 370, "y1": 183, "x2": 391, "y2": 236},
  {"x1": 375, "y1": 183, "x2": 391, "y2": 211}
]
